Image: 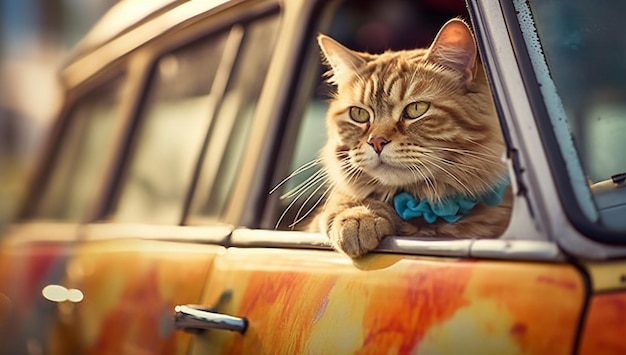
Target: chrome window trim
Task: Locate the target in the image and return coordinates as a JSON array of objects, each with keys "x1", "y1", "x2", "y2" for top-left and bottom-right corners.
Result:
[
  {"x1": 82, "y1": 223, "x2": 232, "y2": 244},
  {"x1": 230, "y1": 228, "x2": 564, "y2": 261},
  {"x1": 377, "y1": 237, "x2": 472, "y2": 258},
  {"x1": 1, "y1": 222, "x2": 83, "y2": 244},
  {"x1": 231, "y1": 229, "x2": 331, "y2": 249},
  {"x1": 470, "y1": 239, "x2": 563, "y2": 261}
]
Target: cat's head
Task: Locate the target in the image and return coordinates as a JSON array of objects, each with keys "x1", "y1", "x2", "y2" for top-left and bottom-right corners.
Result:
[{"x1": 318, "y1": 19, "x2": 506, "y2": 202}]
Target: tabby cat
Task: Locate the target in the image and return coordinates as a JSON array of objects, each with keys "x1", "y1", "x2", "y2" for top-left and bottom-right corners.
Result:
[{"x1": 302, "y1": 19, "x2": 511, "y2": 257}]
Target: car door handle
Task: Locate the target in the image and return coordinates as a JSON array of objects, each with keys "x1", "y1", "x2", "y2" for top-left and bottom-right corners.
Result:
[{"x1": 174, "y1": 304, "x2": 248, "y2": 333}]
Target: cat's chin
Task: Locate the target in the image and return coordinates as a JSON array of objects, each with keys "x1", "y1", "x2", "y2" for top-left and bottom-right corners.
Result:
[{"x1": 367, "y1": 163, "x2": 421, "y2": 187}]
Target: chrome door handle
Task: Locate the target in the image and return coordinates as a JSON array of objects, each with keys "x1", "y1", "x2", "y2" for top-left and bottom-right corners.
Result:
[{"x1": 174, "y1": 304, "x2": 248, "y2": 333}]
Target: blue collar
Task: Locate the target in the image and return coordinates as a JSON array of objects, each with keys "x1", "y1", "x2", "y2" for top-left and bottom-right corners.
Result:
[{"x1": 393, "y1": 176, "x2": 509, "y2": 224}]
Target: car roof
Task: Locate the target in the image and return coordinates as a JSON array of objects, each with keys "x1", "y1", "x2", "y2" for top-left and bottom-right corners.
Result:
[
  {"x1": 61, "y1": 0, "x2": 237, "y2": 88},
  {"x1": 68, "y1": 0, "x2": 182, "y2": 61},
  {"x1": 66, "y1": 0, "x2": 239, "y2": 63}
]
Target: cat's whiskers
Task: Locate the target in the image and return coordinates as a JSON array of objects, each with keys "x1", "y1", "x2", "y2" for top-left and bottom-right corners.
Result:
[
  {"x1": 419, "y1": 152, "x2": 492, "y2": 173},
  {"x1": 280, "y1": 168, "x2": 327, "y2": 200},
  {"x1": 464, "y1": 137, "x2": 501, "y2": 155},
  {"x1": 403, "y1": 162, "x2": 438, "y2": 200},
  {"x1": 419, "y1": 155, "x2": 476, "y2": 197},
  {"x1": 427, "y1": 147, "x2": 498, "y2": 164},
  {"x1": 340, "y1": 153, "x2": 369, "y2": 186},
  {"x1": 427, "y1": 146, "x2": 496, "y2": 158},
  {"x1": 274, "y1": 170, "x2": 328, "y2": 227},
  {"x1": 420, "y1": 153, "x2": 492, "y2": 189},
  {"x1": 270, "y1": 158, "x2": 323, "y2": 195},
  {"x1": 408, "y1": 158, "x2": 441, "y2": 201},
  {"x1": 271, "y1": 156, "x2": 333, "y2": 229},
  {"x1": 289, "y1": 178, "x2": 333, "y2": 228}
]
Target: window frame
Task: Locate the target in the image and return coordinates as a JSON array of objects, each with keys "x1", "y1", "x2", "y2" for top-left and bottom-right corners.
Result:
[
  {"x1": 87, "y1": 0, "x2": 283, "y2": 226},
  {"x1": 108, "y1": 25, "x2": 237, "y2": 225},
  {"x1": 466, "y1": 0, "x2": 626, "y2": 259},
  {"x1": 18, "y1": 67, "x2": 129, "y2": 223},
  {"x1": 185, "y1": 9, "x2": 283, "y2": 224},
  {"x1": 497, "y1": 0, "x2": 626, "y2": 245},
  {"x1": 221, "y1": 0, "x2": 565, "y2": 261}
]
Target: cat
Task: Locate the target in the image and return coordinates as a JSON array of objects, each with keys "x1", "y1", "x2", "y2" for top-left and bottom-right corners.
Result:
[{"x1": 306, "y1": 18, "x2": 512, "y2": 257}]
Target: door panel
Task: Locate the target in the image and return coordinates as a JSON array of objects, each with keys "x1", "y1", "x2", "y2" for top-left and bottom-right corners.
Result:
[
  {"x1": 0, "y1": 235, "x2": 75, "y2": 355},
  {"x1": 578, "y1": 292, "x2": 626, "y2": 354},
  {"x1": 190, "y1": 249, "x2": 585, "y2": 354},
  {"x1": 48, "y1": 239, "x2": 224, "y2": 355}
]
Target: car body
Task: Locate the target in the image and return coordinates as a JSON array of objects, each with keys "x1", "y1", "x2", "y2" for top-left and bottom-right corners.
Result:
[{"x1": 1, "y1": 0, "x2": 626, "y2": 354}]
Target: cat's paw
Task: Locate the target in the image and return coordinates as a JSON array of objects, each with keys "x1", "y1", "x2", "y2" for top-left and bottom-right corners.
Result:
[{"x1": 328, "y1": 206, "x2": 395, "y2": 257}]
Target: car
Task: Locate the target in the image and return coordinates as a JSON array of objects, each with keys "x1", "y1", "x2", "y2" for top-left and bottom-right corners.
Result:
[{"x1": 2, "y1": 0, "x2": 626, "y2": 353}]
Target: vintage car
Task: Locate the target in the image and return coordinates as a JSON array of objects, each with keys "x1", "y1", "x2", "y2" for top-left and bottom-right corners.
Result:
[{"x1": 1, "y1": 0, "x2": 626, "y2": 353}]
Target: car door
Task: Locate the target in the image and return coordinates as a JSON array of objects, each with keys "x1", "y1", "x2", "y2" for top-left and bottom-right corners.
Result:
[
  {"x1": 189, "y1": 239, "x2": 584, "y2": 354},
  {"x1": 0, "y1": 73, "x2": 127, "y2": 354},
  {"x1": 45, "y1": 2, "x2": 283, "y2": 354},
  {"x1": 178, "y1": 0, "x2": 589, "y2": 353}
]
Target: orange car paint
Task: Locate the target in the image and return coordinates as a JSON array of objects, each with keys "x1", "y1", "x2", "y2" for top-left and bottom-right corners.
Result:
[
  {"x1": 191, "y1": 249, "x2": 585, "y2": 354},
  {"x1": 579, "y1": 292, "x2": 626, "y2": 354},
  {"x1": 47, "y1": 240, "x2": 224, "y2": 355}
]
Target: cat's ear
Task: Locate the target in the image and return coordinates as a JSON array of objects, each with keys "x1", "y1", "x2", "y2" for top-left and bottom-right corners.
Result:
[
  {"x1": 427, "y1": 19, "x2": 477, "y2": 83},
  {"x1": 318, "y1": 34, "x2": 366, "y2": 84}
]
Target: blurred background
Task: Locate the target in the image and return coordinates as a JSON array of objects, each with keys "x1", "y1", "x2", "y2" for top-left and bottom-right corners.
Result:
[{"x1": 0, "y1": 0, "x2": 117, "y2": 231}]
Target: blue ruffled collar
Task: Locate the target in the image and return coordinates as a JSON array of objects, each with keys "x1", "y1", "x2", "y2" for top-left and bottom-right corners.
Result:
[{"x1": 393, "y1": 176, "x2": 510, "y2": 224}]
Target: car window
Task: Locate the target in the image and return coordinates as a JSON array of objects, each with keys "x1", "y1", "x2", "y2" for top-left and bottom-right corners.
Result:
[
  {"x1": 188, "y1": 13, "x2": 281, "y2": 221},
  {"x1": 515, "y1": 0, "x2": 626, "y2": 236},
  {"x1": 111, "y1": 31, "x2": 229, "y2": 224},
  {"x1": 34, "y1": 76, "x2": 125, "y2": 221},
  {"x1": 271, "y1": 0, "x2": 492, "y2": 231}
]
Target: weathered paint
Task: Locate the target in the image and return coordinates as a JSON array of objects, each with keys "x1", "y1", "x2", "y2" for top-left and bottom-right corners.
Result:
[
  {"x1": 0, "y1": 241, "x2": 73, "y2": 355},
  {"x1": 579, "y1": 292, "x2": 626, "y2": 354},
  {"x1": 47, "y1": 240, "x2": 224, "y2": 355},
  {"x1": 191, "y1": 248, "x2": 585, "y2": 355}
]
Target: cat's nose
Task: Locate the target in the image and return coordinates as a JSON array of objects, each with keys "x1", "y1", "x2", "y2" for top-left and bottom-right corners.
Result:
[{"x1": 367, "y1": 135, "x2": 390, "y2": 154}]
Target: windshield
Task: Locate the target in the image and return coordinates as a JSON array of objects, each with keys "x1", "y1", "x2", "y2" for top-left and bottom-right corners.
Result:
[{"x1": 515, "y1": 0, "x2": 626, "y2": 236}]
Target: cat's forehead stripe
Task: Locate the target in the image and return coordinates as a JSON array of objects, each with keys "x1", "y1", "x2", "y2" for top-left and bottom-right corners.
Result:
[
  {"x1": 352, "y1": 52, "x2": 431, "y2": 107},
  {"x1": 383, "y1": 72, "x2": 402, "y2": 94}
]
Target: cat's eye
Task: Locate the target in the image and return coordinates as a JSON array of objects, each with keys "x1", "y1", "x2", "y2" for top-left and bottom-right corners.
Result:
[
  {"x1": 403, "y1": 101, "x2": 430, "y2": 120},
  {"x1": 349, "y1": 106, "x2": 370, "y2": 123}
]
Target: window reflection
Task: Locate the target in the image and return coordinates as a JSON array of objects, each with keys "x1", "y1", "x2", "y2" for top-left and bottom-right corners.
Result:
[
  {"x1": 529, "y1": 0, "x2": 626, "y2": 183},
  {"x1": 190, "y1": 13, "x2": 281, "y2": 220},
  {"x1": 521, "y1": 0, "x2": 626, "y2": 232},
  {"x1": 112, "y1": 32, "x2": 228, "y2": 224},
  {"x1": 34, "y1": 76, "x2": 124, "y2": 221}
]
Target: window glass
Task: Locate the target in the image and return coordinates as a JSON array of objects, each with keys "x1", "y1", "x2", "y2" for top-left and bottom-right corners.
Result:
[
  {"x1": 34, "y1": 77, "x2": 125, "y2": 221},
  {"x1": 518, "y1": 0, "x2": 626, "y2": 233},
  {"x1": 190, "y1": 13, "x2": 281, "y2": 220},
  {"x1": 112, "y1": 32, "x2": 228, "y2": 224}
]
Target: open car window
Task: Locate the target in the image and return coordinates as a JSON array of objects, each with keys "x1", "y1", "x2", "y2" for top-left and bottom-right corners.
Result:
[{"x1": 268, "y1": 0, "x2": 511, "y2": 236}]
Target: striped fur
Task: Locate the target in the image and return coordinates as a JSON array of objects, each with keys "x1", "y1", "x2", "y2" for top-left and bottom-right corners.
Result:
[{"x1": 307, "y1": 19, "x2": 512, "y2": 257}]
